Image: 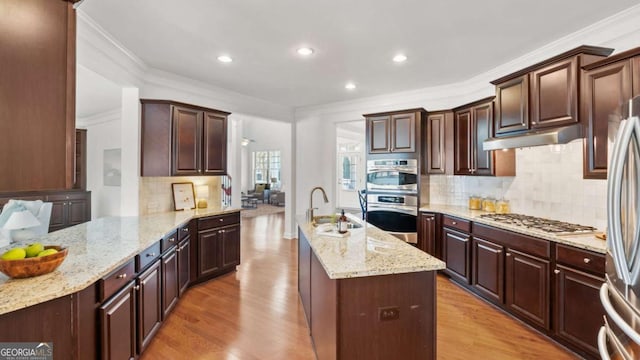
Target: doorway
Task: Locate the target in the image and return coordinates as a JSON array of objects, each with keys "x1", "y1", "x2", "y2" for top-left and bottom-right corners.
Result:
[{"x1": 336, "y1": 121, "x2": 365, "y2": 211}]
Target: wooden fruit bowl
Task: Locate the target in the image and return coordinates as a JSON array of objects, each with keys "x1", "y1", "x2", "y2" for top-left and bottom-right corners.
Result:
[{"x1": 0, "y1": 246, "x2": 68, "y2": 279}]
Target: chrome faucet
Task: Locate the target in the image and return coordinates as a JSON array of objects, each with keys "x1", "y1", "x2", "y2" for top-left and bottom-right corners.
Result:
[{"x1": 307, "y1": 186, "x2": 329, "y2": 222}]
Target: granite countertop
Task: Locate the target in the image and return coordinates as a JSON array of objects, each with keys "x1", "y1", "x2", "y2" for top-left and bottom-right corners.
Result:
[
  {"x1": 0, "y1": 205, "x2": 241, "y2": 316},
  {"x1": 297, "y1": 213, "x2": 446, "y2": 280},
  {"x1": 419, "y1": 204, "x2": 606, "y2": 254}
]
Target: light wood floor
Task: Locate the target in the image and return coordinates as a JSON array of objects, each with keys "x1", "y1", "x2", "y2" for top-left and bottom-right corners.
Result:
[{"x1": 142, "y1": 213, "x2": 578, "y2": 360}]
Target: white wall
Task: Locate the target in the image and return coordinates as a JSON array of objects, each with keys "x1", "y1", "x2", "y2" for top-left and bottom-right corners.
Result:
[
  {"x1": 79, "y1": 110, "x2": 122, "y2": 219},
  {"x1": 292, "y1": 6, "x2": 640, "y2": 230}
]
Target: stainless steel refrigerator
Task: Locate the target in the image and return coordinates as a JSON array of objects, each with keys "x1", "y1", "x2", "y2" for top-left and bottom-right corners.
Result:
[{"x1": 599, "y1": 96, "x2": 640, "y2": 359}]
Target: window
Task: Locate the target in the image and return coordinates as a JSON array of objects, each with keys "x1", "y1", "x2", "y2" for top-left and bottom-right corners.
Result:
[{"x1": 253, "y1": 150, "x2": 281, "y2": 186}]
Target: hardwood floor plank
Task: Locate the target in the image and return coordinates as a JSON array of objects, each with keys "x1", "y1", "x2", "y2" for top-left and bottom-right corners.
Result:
[{"x1": 141, "y1": 213, "x2": 577, "y2": 360}]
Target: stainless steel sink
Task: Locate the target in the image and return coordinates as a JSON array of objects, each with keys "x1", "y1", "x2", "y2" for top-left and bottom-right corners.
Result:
[{"x1": 312, "y1": 215, "x2": 363, "y2": 229}]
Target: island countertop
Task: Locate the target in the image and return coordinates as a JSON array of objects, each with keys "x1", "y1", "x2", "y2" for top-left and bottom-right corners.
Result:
[
  {"x1": 296, "y1": 214, "x2": 446, "y2": 280},
  {"x1": 419, "y1": 204, "x2": 606, "y2": 254},
  {"x1": 0, "y1": 205, "x2": 241, "y2": 316}
]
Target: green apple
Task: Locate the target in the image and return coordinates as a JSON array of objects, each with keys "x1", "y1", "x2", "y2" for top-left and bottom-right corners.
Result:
[{"x1": 25, "y1": 243, "x2": 44, "y2": 258}]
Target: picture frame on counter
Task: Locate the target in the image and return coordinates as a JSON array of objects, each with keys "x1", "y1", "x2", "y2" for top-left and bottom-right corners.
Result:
[{"x1": 172, "y1": 182, "x2": 196, "y2": 211}]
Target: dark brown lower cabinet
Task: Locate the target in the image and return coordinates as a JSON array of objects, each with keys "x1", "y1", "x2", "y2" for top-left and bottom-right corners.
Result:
[
  {"x1": 554, "y1": 265, "x2": 604, "y2": 358},
  {"x1": 162, "y1": 247, "x2": 179, "y2": 319},
  {"x1": 419, "y1": 213, "x2": 439, "y2": 258},
  {"x1": 308, "y1": 251, "x2": 436, "y2": 360},
  {"x1": 198, "y1": 227, "x2": 222, "y2": 277},
  {"x1": 472, "y1": 237, "x2": 505, "y2": 304},
  {"x1": 137, "y1": 260, "x2": 163, "y2": 353},
  {"x1": 443, "y1": 227, "x2": 470, "y2": 284},
  {"x1": 505, "y1": 249, "x2": 550, "y2": 330},
  {"x1": 100, "y1": 281, "x2": 137, "y2": 360},
  {"x1": 178, "y1": 238, "x2": 191, "y2": 296},
  {"x1": 298, "y1": 229, "x2": 312, "y2": 329},
  {"x1": 221, "y1": 224, "x2": 241, "y2": 269}
]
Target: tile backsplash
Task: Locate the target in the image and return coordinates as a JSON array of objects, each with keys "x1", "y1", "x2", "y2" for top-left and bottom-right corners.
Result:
[
  {"x1": 427, "y1": 139, "x2": 607, "y2": 230},
  {"x1": 140, "y1": 176, "x2": 222, "y2": 215}
]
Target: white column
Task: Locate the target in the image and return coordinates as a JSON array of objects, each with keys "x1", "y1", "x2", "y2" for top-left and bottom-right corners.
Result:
[
  {"x1": 120, "y1": 87, "x2": 140, "y2": 216},
  {"x1": 228, "y1": 115, "x2": 243, "y2": 209}
]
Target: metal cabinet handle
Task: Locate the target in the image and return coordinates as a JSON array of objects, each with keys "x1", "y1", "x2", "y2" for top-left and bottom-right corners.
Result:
[
  {"x1": 181, "y1": 228, "x2": 189, "y2": 232},
  {"x1": 584, "y1": 258, "x2": 591, "y2": 264},
  {"x1": 219, "y1": 229, "x2": 226, "y2": 234},
  {"x1": 169, "y1": 237, "x2": 176, "y2": 243},
  {"x1": 219, "y1": 219, "x2": 224, "y2": 222},
  {"x1": 134, "y1": 285, "x2": 140, "y2": 290},
  {"x1": 554, "y1": 269, "x2": 560, "y2": 274},
  {"x1": 506, "y1": 253, "x2": 512, "y2": 257},
  {"x1": 451, "y1": 221, "x2": 457, "y2": 225},
  {"x1": 117, "y1": 273, "x2": 127, "y2": 279},
  {"x1": 146, "y1": 253, "x2": 156, "y2": 257},
  {"x1": 176, "y1": 248, "x2": 180, "y2": 253}
]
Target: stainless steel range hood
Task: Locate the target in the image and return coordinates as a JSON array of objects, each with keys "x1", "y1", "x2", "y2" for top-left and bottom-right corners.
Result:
[{"x1": 483, "y1": 123, "x2": 582, "y2": 151}]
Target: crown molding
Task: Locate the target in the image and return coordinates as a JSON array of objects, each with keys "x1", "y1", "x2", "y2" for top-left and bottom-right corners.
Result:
[
  {"x1": 76, "y1": 108, "x2": 121, "y2": 128},
  {"x1": 294, "y1": 3, "x2": 640, "y2": 121}
]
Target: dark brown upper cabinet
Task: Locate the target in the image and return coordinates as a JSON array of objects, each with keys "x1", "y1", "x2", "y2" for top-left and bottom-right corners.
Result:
[
  {"x1": 454, "y1": 98, "x2": 515, "y2": 176},
  {"x1": 0, "y1": 1, "x2": 77, "y2": 191},
  {"x1": 491, "y1": 45, "x2": 613, "y2": 137},
  {"x1": 425, "y1": 111, "x2": 454, "y2": 174},
  {"x1": 364, "y1": 108, "x2": 426, "y2": 156},
  {"x1": 141, "y1": 100, "x2": 230, "y2": 176},
  {"x1": 495, "y1": 75, "x2": 529, "y2": 135},
  {"x1": 581, "y1": 47, "x2": 640, "y2": 179}
]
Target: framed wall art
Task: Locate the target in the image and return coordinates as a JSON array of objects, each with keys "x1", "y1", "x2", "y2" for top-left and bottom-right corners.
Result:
[{"x1": 172, "y1": 182, "x2": 196, "y2": 211}]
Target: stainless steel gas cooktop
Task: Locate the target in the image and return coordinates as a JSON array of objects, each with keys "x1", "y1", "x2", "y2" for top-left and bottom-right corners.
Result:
[{"x1": 479, "y1": 213, "x2": 597, "y2": 235}]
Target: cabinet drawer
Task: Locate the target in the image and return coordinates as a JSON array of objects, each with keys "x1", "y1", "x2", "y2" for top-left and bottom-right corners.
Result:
[
  {"x1": 556, "y1": 244, "x2": 605, "y2": 275},
  {"x1": 178, "y1": 223, "x2": 191, "y2": 242},
  {"x1": 198, "y1": 212, "x2": 240, "y2": 230},
  {"x1": 137, "y1": 241, "x2": 161, "y2": 272},
  {"x1": 99, "y1": 259, "x2": 135, "y2": 302},
  {"x1": 443, "y1": 215, "x2": 470, "y2": 233},
  {"x1": 161, "y1": 230, "x2": 178, "y2": 253}
]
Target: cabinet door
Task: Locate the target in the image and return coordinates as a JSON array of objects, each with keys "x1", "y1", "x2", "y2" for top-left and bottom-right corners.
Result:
[
  {"x1": 137, "y1": 260, "x2": 162, "y2": 353},
  {"x1": 472, "y1": 102, "x2": 494, "y2": 176},
  {"x1": 202, "y1": 111, "x2": 227, "y2": 175},
  {"x1": 495, "y1": 75, "x2": 529, "y2": 135},
  {"x1": 99, "y1": 281, "x2": 136, "y2": 360},
  {"x1": 443, "y1": 227, "x2": 470, "y2": 284},
  {"x1": 197, "y1": 228, "x2": 222, "y2": 277},
  {"x1": 531, "y1": 57, "x2": 578, "y2": 128},
  {"x1": 634, "y1": 56, "x2": 640, "y2": 97},
  {"x1": 426, "y1": 113, "x2": 447, "y2": 174},
  {"x1": 172, "y1": 106, "x2": 202, "y2": 175},
  {"x1": 505, "y1": 250, "x2": 550, "y2": 330},
  {"x1": 162, "y1": 248, "x2": 179, "y2": 320},
  {"x1": 367, "y1": 116, "x2": 390, "y2": 153},
  {"x1": 454, "y1": 110, "x2": 472, "y2": 175},
  {"x1": 419, "y1": 213, "x2": 437, "y2": 257},
  {"x1": 67, "y1": 198, "x2": 89, "y2": 226},
  {"x1": 582, "y1": 60, "x2": 632, "y2": 179},
  {"x1": 177, "y1": 238, "x2": 190, "y2": 297},
  {"x1": 48, "y1": 200, "x2": 66, "y2": 232},
  {"x1": 554, "y1": 265, "x2": 604, "y2": 357},
  {"x1": 472, "y1": 237, "x2": 505, "y2": 304},
  {"x1": 221, "y1": 224, "x2": 241, "y2": 269},
  {"x1": 390, "y1": 113, "x2": 415, "y2": 153},
  {"x1": 298, "y1": 230, "x2": 312, "y2": 329}
]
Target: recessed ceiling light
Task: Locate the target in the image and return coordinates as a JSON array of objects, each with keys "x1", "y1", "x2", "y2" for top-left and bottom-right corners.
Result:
[
  {"x1": 217, "y1": 55, "x2": 233, "y2": 63},
  {"x1": 345, "y1": 82, "x2": 356, "y2": 90},
  {"x1": 297, "y1": 47, "x2": 314, "y2": 56},
  {"x1": 393, "y1": 54, "x2": 407, "y2": 63}
]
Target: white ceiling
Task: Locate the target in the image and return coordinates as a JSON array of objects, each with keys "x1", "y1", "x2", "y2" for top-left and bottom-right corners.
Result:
[{"x1": 79, "y1": 0, "x2": 639, "y2": 108}]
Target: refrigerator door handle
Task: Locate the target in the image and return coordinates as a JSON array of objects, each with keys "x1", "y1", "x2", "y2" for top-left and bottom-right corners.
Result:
[
  {"x1": 600, "y1": 282, "x2": 640, "y2": 345},
  {"x1": 598, "y1": 326, "x2": 612, "y2": 360}
]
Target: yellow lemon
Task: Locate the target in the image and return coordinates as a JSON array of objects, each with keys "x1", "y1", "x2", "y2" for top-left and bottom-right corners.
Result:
[
  {"x1": 37, "y1": 248, "x2": 58, "y2": 257},
  {"x1": 25, "y1": 243, "x2": 44, "y2": 258},
  {"x1": 1, "y1": 248, "x2": 27, "y2": 261}
]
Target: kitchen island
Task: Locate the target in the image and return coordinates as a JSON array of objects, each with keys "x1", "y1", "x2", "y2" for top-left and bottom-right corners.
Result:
[
  {"x1": 0, "y1": 205, "x2": 241, "y2": 359},
  {"x1": 297, "y1": 214, "x2": 445, "y2": 360}
]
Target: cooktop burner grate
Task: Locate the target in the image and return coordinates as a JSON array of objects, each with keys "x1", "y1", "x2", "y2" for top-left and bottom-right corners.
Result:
[{"x1": 479, "y1": 213, "x2": 597, "y2": 234}]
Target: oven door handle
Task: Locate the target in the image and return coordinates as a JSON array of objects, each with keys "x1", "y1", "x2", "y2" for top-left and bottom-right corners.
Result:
[{"x1": 367, "y1": 204, "x2": 417, "y2": 215}]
